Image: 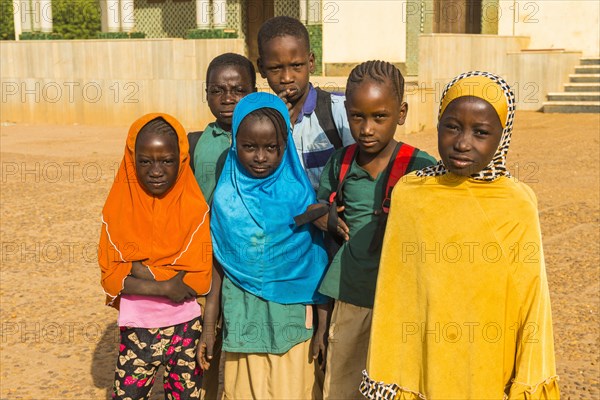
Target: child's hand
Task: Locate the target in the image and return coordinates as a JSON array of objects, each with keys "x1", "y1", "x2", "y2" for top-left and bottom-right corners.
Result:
[
  {"x1": 197, "y1": 329, "x2": 217, "y2": 371},
  {"x1": 277, "y1": 89, "x2": 294, "y2": 117},
  {"x1": 311, "y1": 325, "x2": 328, "y2": 371},
  {"x1": 162, "y1": 271, "x2": 196, "y2": 303},
  {"x1": 307, "y1": 204, "x2": 350, "y2": 241}
]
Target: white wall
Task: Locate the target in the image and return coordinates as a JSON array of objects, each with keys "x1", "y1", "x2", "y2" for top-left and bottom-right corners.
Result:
[
  {"x1": 322, "y1": 0, "x2": 407, "y2": 63},
  {"x1": 498, "y1": 0, "x2": 600, "y2": 56}
]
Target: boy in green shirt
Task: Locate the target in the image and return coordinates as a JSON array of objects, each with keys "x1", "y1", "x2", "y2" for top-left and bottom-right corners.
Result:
[
  {"x1": 193, "y1": 52, "x2": 256, "y2": 400},
  {"x1": 192, "y1": 53, "x2": 257, "y2": 204}
]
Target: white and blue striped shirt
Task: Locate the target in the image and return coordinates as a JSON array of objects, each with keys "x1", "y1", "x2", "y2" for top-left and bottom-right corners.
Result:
[{"x1": 292, "y1": 84, "x2": 354, "y2": 191}]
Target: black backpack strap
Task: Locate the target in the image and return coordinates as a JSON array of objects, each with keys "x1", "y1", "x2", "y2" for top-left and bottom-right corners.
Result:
[
  {"x1": 315, "y1": 87, "x2": 343, "y2": 150},
  {"x1": 187, "y1": 131, "x2": 203, "y2": 173}
]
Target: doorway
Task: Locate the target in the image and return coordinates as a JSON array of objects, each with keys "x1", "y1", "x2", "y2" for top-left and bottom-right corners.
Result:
[
  {"x1": 246, "y1": 0, "x2": 275, "y2": 64},
  {"x1": 434, "y1": 0, "x2": 482, "y2": 34}
]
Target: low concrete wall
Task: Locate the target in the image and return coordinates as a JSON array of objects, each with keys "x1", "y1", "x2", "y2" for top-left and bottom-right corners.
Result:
[
  {"x1": 506, "y1": 50, "x2": 582, "y2": 111},
  {"x1": 1, "y1": 39, "x2": 245, "y2": 131},
  {"x1": 1, "y1": 35, "x2": 583, "y2": 134},
  {"x1": 416, "y1": 34, "x2": 582, "y2": 129}
]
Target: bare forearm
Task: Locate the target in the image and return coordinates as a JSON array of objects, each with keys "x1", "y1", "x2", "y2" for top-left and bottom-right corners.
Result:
[
  {"x1": 202, "y1": 262, "x2": 223, "y2": 333},
  {"x1": 131, "y1": 261, "x2": 154, "y2": 280},
  {"x1": 122, "y1": 275, "x2": 165, "y2": 297},
  {"x1": 316, "y1": 301, "x2": 332, "y2": 333}
]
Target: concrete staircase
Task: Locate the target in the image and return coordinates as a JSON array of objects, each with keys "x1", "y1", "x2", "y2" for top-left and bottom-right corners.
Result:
[{"x1": 543, "y1": 57, "x2": 600, "y2": 113}]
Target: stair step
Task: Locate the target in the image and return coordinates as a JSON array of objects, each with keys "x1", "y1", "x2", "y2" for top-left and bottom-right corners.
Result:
[
  {"x1": 543, "y1": 101, "x2": 600, "y2": 113},
  {"x1": 547, "y1": 92, "x2": 600, "y2": 101},
  {"x1": 569, "y1": 74, "x2": 600, "y2": 83},
  {"x1": 580, "y1": 57, "x2": 600, "y2": 65},
  {"x1": 575, "y1": 65, "x2": 600, "y2": 74},
  {"x1": 564, "y1": 83, "x2": 600, "y2": 92}
]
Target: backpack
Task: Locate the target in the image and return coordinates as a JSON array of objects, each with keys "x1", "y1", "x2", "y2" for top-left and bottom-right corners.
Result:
[
  {"x1": 187, "y1": 130, "x2": 203, "y2": 173},
  {"x1": 314, "y1": 87, "x2": 344, "y2": 150},
  {"x1": 295, "y1": 141, "x2": 418, "y2": 253}
]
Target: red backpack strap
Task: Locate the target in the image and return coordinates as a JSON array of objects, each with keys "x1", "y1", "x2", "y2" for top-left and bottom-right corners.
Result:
[
  {"x1": 368, "y1": 142, "x2": 418, "y2": 253},
  {"x1": 326, "y1": 143, "x2": 357, "y2": 234},
  {"x1": 328, "y1": 143, "x2": 358, "y2": 204},
  {"x1": 293, "y1": 144, "x2": 358, "y2": 228},
  {"x1": 380, "y1": 142, "x2": 417, "y2": 213}
]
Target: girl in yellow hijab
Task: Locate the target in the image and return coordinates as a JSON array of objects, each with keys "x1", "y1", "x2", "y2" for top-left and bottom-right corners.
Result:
[{"x1": 361, "y1": 71, "x2": 560, "y2": 399}]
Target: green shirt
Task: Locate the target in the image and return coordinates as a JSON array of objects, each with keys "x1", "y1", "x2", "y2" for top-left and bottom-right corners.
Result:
[
  {"x1": 221, "y1": 276, "x2": 313, "y2": 354},
  {"x1": 193, "y1": 122, "x2": 231, "y2": 205},
  {"x1": 317, "y1": 144, "x2": 437, "y2": 308}
]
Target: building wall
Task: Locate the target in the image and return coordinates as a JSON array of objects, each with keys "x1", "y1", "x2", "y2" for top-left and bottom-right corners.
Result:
[
  {"x1": 417, "y1": 34, "x2": 582, "y2": 129},
  {"x1": 322, "y1": 0, "x2": 407, "y2": 65},
  {"x1": 1, "y1": 39, "x2": 245, "y2": 130},
  {"x1": 498, "y1": 0, "x2": 600, "y2": 56}
]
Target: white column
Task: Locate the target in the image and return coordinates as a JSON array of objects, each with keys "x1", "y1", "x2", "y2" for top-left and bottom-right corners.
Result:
[
  {"x1": 19, "y1": 0, "x2": 33, "y2": 32},
  {"x1": 104, "y1": 0, "x2": 121, "y2": 32},
  {"x1": 213, "y1": 0, "x2": 227, "y2": 28},
  {"x1": 120, "y1": 0, "x2": 134, "y2": 32},
  {"x1": 13, "y1": 0, "x2": 22, "y2": 39},
  {"x1": 32, "y1": 0, "x2": 41, "y2": 31},
  {"x1": 299, "y1": 0, "x2": 307, "y2": 24},
  {"x1": 39, "y1": 0, "x2": 52, "y2": 33},
  {"x1": 307, "y1": 0, "x2": 321, "y2": 24},
  {"x1": 196, "y1": 0, "x2": 210, "y2": 29}
]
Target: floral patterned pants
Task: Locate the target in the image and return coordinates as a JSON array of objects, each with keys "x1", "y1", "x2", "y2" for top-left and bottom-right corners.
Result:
[{"x1": 112, "y1": 317, "x2": 203, "y2": 400}]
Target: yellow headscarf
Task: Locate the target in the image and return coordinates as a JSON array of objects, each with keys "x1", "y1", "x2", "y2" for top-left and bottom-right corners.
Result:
[
  {"x1": 439, "y1": 75, "x2": 509, "y2": 128},
  {"x1": 418, "y1": 71, "x2": 516, "y2": 181}
]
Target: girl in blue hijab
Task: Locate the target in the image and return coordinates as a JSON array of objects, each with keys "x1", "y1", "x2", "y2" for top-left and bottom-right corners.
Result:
[{"x1": 197, "y1": 92, "x2": 329, "y2": 399}]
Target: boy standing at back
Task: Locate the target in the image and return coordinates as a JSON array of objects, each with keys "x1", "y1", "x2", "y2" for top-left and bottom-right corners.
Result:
[
  {"x1": 192, "y1": 53, "x2": 257, "y2": 204},
  {"x1": 257, "y1": 16, "x2": 354, "y2": 190},
  {"x1": 192, "y1": 52, "x2": 256, "y2": 400}
]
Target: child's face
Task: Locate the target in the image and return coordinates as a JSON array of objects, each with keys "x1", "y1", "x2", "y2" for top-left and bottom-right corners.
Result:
[
  {"x1": 236, "y1": 116, "x2": 285, "y2": 178},
  {"x1": 258, "y1": 35, "x2": 314, "y2": 105},
  {"x1": 345, "y1": 80, "x2": 407, "y2": 155},
  {"x1": 135, "y1": 131, "x2": 180, "y2": 196},
  {"x1": 207, "y1": 65, "x2": 255, "y2": 131},
  {"x1": 438, "y1": 96, "x2": 503, "y2": 176}
]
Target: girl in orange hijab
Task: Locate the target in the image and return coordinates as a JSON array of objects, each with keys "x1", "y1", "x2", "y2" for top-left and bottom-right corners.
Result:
[{"x1": 99, "y1": 113, "x2": 212, "y2": 399}]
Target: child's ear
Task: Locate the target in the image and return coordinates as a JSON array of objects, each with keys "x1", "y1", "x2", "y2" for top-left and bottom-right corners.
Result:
[
  {"x1": 397, "y1": 102, "x2": 408, "y2": 125},
  {"x1": 308, "y1": 52, "x2": 315, "y2": 74},
  {"x1": 257, "y1": 58, "x2": 267, "y2": 79}
]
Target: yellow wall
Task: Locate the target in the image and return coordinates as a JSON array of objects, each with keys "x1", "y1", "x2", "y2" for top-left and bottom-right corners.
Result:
[
  {"x1": 498, "y1": 0, "x2": 600, "y2": 56},
  {"x1": 322, "y1": 0, "x2": 407, "y2": 63},
  {"x1": 1, "y1": 39, "x2": 245, "y2": 130}
]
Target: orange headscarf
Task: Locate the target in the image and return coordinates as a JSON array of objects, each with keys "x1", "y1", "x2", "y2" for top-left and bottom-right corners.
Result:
[{"x1": 99, "y1": 113, "x2": 212, "y2": 308}]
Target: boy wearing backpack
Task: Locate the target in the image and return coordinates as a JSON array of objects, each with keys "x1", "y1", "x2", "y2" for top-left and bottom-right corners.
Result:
[
  {"x1": 189, "y1": 53, "x2": 256, "y2": 400},
  {"x1": 190, "y1": 53, "x2": 257, "y2": 205},
  {"x1": 257, "y1": 16, "x2": 354, "y2": 191},
  {"x1": 302, "y1": 61, "x2": 436, "y2": 399}
]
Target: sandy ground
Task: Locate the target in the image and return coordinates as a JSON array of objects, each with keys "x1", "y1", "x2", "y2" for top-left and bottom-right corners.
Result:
[{"x1": 0, "y1": 111, "x2": 598, "y2": 399}]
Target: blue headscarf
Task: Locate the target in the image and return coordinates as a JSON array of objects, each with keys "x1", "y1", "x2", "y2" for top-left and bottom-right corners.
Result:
[{"x1": 210, "y1": 92, "x2": 328, "y2": 305}]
